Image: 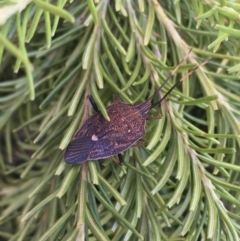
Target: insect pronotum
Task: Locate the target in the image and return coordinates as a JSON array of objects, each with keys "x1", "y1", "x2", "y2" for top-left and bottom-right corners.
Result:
[{"x1": 64, "y1": 51, "x2": 209, "y2": 165}]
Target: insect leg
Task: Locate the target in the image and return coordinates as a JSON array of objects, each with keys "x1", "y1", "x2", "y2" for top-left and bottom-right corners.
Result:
[
  {"x1": 87, "y1": 95, "x2": 99, "y2": 112},
  {"x1": 146, "y1": 114, "x2": 162, "y2": 121},
  {"x1": 118, "y1": 154, "x2": 124, "y2": 166},
  {"x1": 132, "y1": 140, "x2": 145, "y2": 147},
  {"x1": 147, "y1": 100, "x2": 163, "y2": 121}
]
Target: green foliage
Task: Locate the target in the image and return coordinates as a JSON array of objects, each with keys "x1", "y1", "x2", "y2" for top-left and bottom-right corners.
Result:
[{"x1": 1, "y1": 0, "x2": 240, "y2": 240}]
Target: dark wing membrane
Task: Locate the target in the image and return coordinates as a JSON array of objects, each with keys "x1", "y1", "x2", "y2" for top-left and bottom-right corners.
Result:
[{"x1": 64, "y1": 137, "x2": 96, "y2": 164}]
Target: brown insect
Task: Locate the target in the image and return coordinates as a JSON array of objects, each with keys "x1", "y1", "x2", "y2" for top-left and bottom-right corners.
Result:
[{"x1": 64, "y1": 52, "x2": 209, "y2": 165}]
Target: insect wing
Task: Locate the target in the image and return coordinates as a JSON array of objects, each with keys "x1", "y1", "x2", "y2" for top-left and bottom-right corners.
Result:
[
  {"x1": 88, "y1": 130, "x2": 144, "y2": 160},
  {"x1": 64, "y1": 136, "x2": 95, "y2": 164},
  {"x1": 65, "y1": 129, "x2": 144, "y2": 164}
]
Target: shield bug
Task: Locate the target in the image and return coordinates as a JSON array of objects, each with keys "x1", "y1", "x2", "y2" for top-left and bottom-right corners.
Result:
[{"x1": 64, "y1": 53, "x2": 209, "y2": 165}]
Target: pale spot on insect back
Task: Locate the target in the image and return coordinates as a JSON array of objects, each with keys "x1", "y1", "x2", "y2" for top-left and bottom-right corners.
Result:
[{"x1": 91, "y1": 134, "x2": 98, "y2": 141}]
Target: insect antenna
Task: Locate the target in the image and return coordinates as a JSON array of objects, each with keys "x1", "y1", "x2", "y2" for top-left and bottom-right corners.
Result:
[
  {"x1": 151, "y1": 57, "x2": 211, "y2": 108},
  {"x1": 87, "y1": 95, "x2": 99, "y2": 112},
  {"x1": 146, "y1": 49, "x2": 193, "y2": 103}
]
